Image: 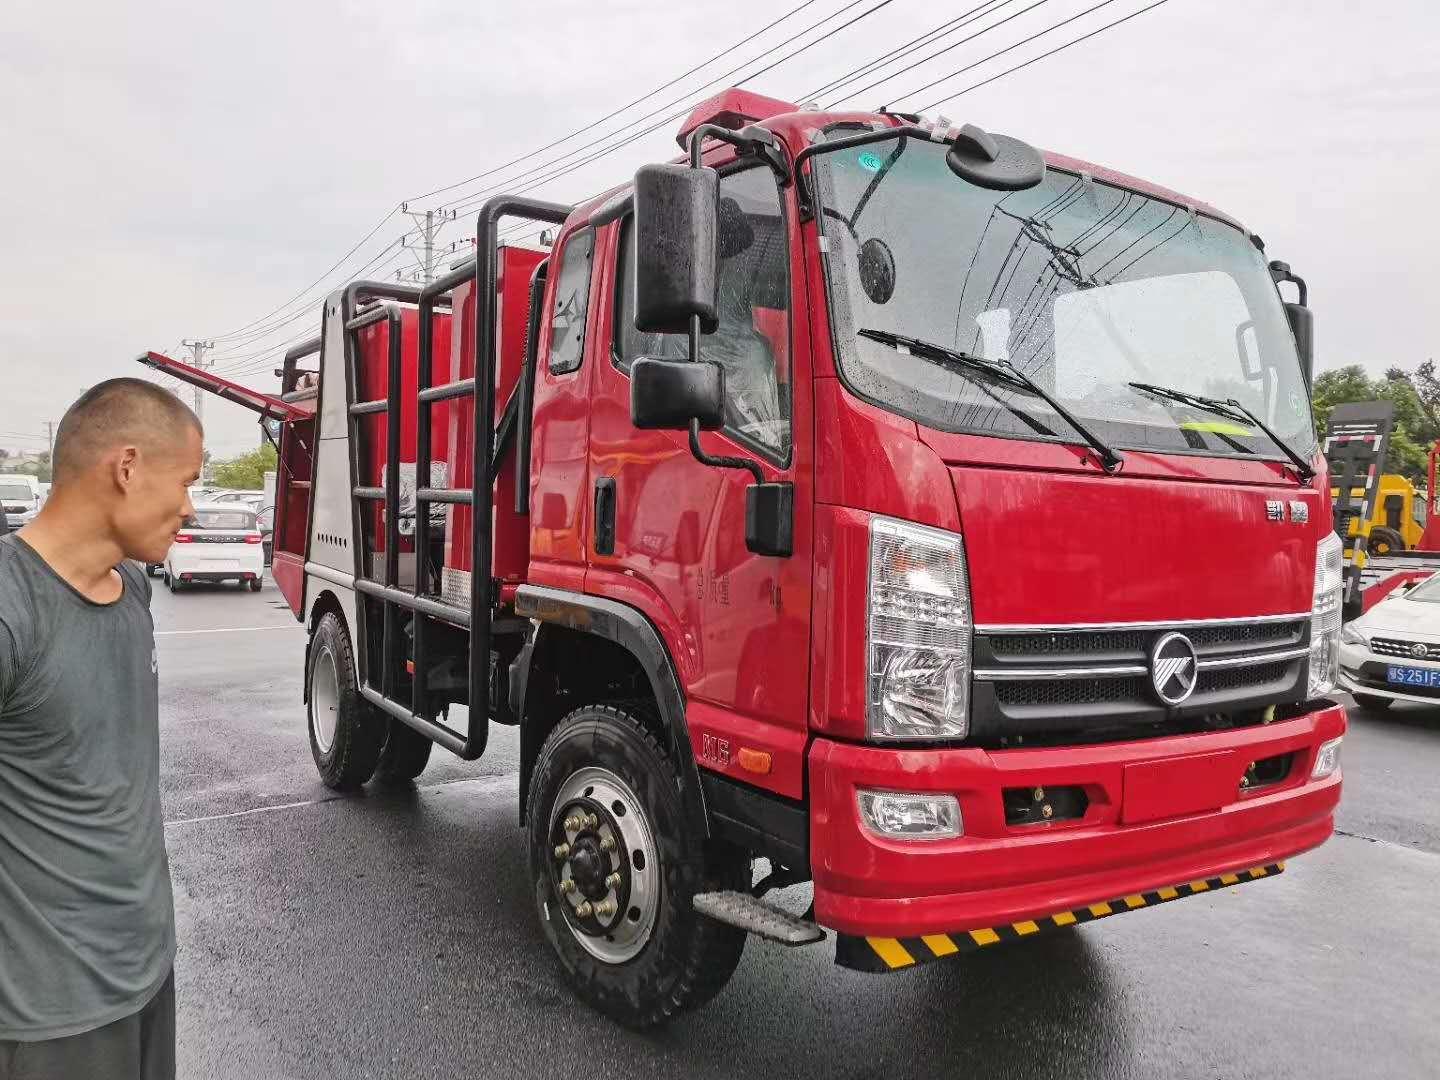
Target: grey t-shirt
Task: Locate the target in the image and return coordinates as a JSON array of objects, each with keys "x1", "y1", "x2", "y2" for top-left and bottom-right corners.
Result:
[{"x1": 0, "y1": 534, "x2": 175, "y2": 1041}]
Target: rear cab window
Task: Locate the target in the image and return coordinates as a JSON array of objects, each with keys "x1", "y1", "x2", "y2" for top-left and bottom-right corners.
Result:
[
  {"x1": 612, "y1": 165, "x2": 792, "y2": 463},
  {"x1": 548, "y1": 228, "x2": 595, "y2": 375},
  {"x1": 186, "y1": 510, "x2": 257, "y2": 531}
]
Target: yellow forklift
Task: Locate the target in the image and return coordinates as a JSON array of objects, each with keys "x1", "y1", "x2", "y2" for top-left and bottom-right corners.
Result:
[{"x1": 1335, "y1": 472, "x2": 1427, "y2": 557}]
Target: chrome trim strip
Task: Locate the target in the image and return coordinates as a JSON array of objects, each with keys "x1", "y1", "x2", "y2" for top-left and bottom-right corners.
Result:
[
  {"x1": 973, "y1": 645, "x2": 1310, "y2": 682},
  {"x1": 1196, "y1": 646, "x2": 1310, "y2": 671},
  {"x1": 975, "y1": 612, "x2": 1310, "y2": 635},
  {"x1": 305, "y1": 561, "x2": 355, "y2": 590},
  {"x1": 974, "y1": 665, "x2": 1147, "y2": 681}
]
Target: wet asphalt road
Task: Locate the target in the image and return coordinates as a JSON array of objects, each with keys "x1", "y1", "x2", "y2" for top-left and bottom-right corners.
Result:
[{"x1": 152, "y1": 580, "x2": 1440, "y2": 1080}]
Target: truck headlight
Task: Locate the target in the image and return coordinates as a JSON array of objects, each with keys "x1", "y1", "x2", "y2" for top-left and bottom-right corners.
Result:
[
  {"x1": 1310, "y1": 533, "x2": 1343, "y2": 696},
  {"x1": 867, "y1": 517, "x2": 971, "y2": 740}
]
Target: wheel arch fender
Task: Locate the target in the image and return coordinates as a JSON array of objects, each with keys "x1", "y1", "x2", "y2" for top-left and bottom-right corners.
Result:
[
  {"x1": 304, "y1": 587, "x2": 351, "y2": 704},
  {"x1": 512, "y1": 584, "x2": 708, "y2": 836}
]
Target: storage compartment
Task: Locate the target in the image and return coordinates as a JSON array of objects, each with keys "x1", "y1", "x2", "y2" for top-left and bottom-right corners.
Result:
[{"x1": 442, "y1": 245, "x2": 547, "y2": 606}]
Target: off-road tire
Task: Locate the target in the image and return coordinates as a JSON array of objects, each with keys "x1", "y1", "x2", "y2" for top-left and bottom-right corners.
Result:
[
  {"x1": 307, "y1": 612, "x2": 384, "y2": 790},
  {"x1": 527, "y1": 704, "x2": 749, "y2": 1028},
  {"x1": 372, "y1": 719, "x2": 433, "y2": 786},
  {"x1": 1352, "y1": 693, "x2": 1393, "y2": 712}
]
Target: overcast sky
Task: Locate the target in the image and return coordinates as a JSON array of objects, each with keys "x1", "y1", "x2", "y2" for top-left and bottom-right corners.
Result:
[{"x1": 2, "y1": 0, "x2": 1435, "y2": 461}]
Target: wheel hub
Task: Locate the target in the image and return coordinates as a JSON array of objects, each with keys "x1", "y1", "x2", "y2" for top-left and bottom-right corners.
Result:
[{"x1": 547, "y1": 767, "x2": 658, "y2": 964}]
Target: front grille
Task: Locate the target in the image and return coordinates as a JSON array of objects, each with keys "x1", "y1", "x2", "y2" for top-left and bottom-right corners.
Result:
[
  {"x1": 1370, "y1": 637, "x2": 1440, "y2": 660},
  {"x1": 1195, "y1": 660, "x2": 1292, "y2": 694},
  {"x1": 996, "y1": 676, "x2": 1146, "y2": 708},
  {"x1": 973, "y1": 617, "x2": 1309, "y2": 742},
  {"x1": 989, "y1": 619, "x2": 1304, "y2": 660}
]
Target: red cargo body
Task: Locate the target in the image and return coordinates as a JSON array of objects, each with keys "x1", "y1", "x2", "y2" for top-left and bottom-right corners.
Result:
[
  {"x1": 443, "y1": 245, "x2": 546, "y2": 604},
  {"x1": 353, "y1": 309, "x2": 454, "y2": 583}
]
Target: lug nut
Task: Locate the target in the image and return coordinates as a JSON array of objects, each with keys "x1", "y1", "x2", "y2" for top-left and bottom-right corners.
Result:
[
  {"x1": 563, "y1": 815, "x2": 581, "y2": 832},
  {"x1": 584, "y1": 813, "x2": 599, "y2": 830},
  {"x1": 594, "y1": 900, "x2": 617, "y2": 918},
  {"x1": 1041, "y1": 804, "x2": 1054, "y2": 819},
  {"x1": 1033, "y1": 787, "x2": 1045, "y2": 801},
  {"x1": 599, "y1": 836, "x2": 616, "y2": 852},
  {"x1": 558, "y1": 878, "x2": 576, "y2": 894},
  {"x1": 575, "y1": 901, "x2": 594, "y2": 918},
  {"x1": 605, "y1": 872, "x2": 622, "y2": 890},
  {"x1": 554, "y1": 843, "x2": 570, "y2": 860}
]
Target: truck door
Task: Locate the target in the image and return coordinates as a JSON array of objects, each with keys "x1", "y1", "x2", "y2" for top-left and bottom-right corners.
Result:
[{"x1": 583, "y1": 164, "x2": 812, "y2": 802}]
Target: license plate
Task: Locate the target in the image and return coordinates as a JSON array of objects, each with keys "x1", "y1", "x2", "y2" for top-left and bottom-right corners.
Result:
[
  {"x1": 202, "y1": 559, "x2": 241, "y2": 571},
  {"x1": 1386, "y1": 665, "x2": 1440, "y2": 687}
]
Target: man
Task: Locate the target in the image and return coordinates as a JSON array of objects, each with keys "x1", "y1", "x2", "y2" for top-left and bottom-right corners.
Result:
[{"x1": 0, "y1": 379, "x2": 202, "y2": 1080}]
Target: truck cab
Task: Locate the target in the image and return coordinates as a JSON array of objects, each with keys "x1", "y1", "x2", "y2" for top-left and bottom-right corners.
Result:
[{"x1": 144, "y1": 89, "x2": 1345, "y2": 1027}]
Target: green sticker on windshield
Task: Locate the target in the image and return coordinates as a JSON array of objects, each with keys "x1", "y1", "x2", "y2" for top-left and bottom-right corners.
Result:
[
  {"x1": 1180, "y1": 420, "x2": 1255, "y2": 437},
  {"x1": 857, "y1": 152, "x2": 885, "y2": 172}
]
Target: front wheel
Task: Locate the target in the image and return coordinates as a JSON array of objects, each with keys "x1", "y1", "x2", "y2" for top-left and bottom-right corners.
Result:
[
  {"x1": 526, "y1": 705, "x2": 748, "y2": 1028},
  {"x1": 306, "y1": 612, "x2": 384, "y2": 790},
  {"x1": 1352, "y1": 693, "x2": 1393, "y2": 712},
  {"x1": 1367, "y1": 527, "x2": 1405, "y2": 556}
]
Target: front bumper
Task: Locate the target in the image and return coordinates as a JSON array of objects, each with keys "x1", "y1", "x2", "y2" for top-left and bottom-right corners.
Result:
[
  {"x1": 809, "y1": 702, "x2": 1345, "y2": 948},
  {"x1": 1338, "y1": 641, "x2": 1440, "y2": 704}
]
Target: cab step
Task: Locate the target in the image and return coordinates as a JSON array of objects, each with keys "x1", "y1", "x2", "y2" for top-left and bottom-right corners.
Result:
[{"x1": 692, "y1": 891, "x2": 826, "y2": 946}]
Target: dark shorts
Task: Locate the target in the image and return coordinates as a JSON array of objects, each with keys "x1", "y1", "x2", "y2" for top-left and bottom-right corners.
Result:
[{"x1": 0, "y1": 971, "x2": 175, "y2": 1080}]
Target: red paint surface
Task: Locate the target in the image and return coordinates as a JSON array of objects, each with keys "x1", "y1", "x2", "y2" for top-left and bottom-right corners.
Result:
[{"x1": 808, "y1": 704, "x2": 1345, "y2": 936}]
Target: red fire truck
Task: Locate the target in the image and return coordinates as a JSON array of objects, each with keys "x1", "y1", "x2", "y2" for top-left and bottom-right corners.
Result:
[{"x1": 144, "y1": 88, "x2": 1346, "y2": 1027}]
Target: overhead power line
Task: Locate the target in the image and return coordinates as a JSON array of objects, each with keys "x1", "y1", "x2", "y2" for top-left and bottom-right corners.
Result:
[
  {"x1": 826, "y1": 0, "x2": 1055, "y2": 107},
  {"x1": 912, "y1": 0, "x2": 1174, "y2": 112},
  {"x1": 403, "y1": 0, "x2": 829, "y2": 206}
]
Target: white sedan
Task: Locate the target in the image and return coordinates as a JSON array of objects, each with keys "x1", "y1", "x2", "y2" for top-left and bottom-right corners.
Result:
[{"x1": 1339, "y1": 573, "x2": 1440, "y2": 709}]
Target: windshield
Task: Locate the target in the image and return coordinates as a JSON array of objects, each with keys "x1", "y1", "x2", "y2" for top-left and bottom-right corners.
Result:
[
  {"x1": 186, "y1": 510, "x2": 256, "y2": 530},
  {"x1": 813, "y1": 135, "x2": 1315, "y2": 459},
  {"x1": 1401, "y1": 574, "x2": 1440, "y2": 604},
  {"x1": 0, "y1": 483, "x2": 33, "y2": 501}
]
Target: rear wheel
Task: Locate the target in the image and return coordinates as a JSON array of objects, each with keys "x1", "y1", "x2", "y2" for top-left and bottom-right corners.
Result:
[
  {"x1": 1353, "y1": 693, "x2": 1393, "y2": 712},
  {"x1": 167, "y1": 573, "x2": 179, "y2": 593},
  {"x1": 373, "y1": 719, "x2": 433, "y2": 786},
  {"x1": 248, "y1": 578, "x2": 263, "y2": 592},
  {"x1": 526, "y1": 704, "x2": 749, "y2": 1028},
  {"x1": 307, "y1": 612, "x2": 384, "y2": 790}
]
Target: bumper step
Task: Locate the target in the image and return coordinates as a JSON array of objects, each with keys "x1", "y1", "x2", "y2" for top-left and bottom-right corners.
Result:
[
  {"x1": 693, "y1": 891, "x2": 826, "y2": 946},
  {"x1": 835, "y1": 861, "x2": 1285, "y2": 972}
]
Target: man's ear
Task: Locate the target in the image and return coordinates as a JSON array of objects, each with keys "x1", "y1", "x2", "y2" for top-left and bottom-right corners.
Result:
[{"x1": 114, "y1": 446, "x2": 141, "y2": 492}]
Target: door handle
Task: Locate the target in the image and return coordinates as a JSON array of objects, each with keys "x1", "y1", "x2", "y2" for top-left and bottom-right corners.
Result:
[{"x1": 594, "y1": 477, "x2": 616, "y2": 555}]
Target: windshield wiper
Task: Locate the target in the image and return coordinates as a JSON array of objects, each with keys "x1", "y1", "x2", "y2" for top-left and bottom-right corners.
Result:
[
  {"x1": 860, "y1": 328, "x2": 1124, "y2": 472},
  {"x1": 1128, "y1": 381, "x2": 1316, "y2": 482}
]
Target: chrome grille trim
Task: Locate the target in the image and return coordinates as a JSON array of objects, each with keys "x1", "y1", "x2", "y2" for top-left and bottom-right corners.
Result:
[
  {"x1": 975, "y1": 612, "x2": 1312, "y2": 635},
  {"x1": 974, "y1": 646, "x2": 1310, "y2": 681}
]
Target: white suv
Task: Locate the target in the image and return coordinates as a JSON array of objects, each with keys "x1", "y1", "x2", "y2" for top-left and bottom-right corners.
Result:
[
  {"x1": 1338, "y1": 572, "x2": 1440, "y2": 709},
  {"x1": 163, "y1": 503, "x2": 265, "y2": 593}
]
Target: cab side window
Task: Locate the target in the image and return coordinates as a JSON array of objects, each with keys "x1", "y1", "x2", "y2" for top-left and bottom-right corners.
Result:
[
  {"x1": 549, "y1": 228, "x2": 594, "y2": 375},
  {"x1": 614, "y1": 167, "x2": 791, "y2": 461}
]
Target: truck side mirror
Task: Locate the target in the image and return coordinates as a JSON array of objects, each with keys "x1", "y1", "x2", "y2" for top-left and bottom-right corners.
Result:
[
  {"x1": 1269, "y1": 260, "x2": 1313, "y2": 387},
  {"x1": 1285, "y1": 302, "x2": 1314, "y2": 387},
  {"x1": 630, "y1": 357, "x2": 725, "y2": 431},
  {"x1": 632, "y1": 164, "x2": 720, "y2": 336}
]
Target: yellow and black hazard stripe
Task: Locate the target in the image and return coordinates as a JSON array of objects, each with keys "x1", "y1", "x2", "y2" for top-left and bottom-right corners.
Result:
[{"x1": 835, "y1": 862, "x2": 1284, "y2": 972}]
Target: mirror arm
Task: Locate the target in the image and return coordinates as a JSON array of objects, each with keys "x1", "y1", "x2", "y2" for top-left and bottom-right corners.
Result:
[
  {"x1": 688, "y1": 417, "x2": 764, "y2": 485},
  {"x1": 686, "y1": 123, "x2": 790, "y2": 183}
]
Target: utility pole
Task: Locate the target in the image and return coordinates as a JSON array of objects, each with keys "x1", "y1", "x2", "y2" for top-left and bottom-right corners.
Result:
[
  {"x1": 401, "y1": 204, "x2": 457, "y2": 284},
  {"x1": 181, "y1": 340, "x2": 214, "y2": 427},
  {"x1": 46, "y1": 421, "x2": 54, "y2": 461}
]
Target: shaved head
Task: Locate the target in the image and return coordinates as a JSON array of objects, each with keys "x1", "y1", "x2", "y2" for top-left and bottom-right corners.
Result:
[{"x1": 53, "y1": 378, "x2": 201, "y2": 486}]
